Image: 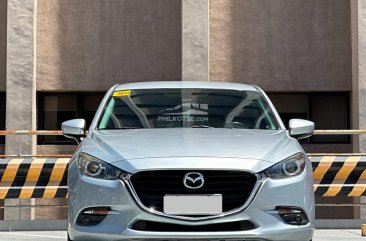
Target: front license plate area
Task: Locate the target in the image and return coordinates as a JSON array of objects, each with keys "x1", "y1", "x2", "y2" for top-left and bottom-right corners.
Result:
[{"x1": 163, "y1": 194, "x2": 222, "y2": 215}]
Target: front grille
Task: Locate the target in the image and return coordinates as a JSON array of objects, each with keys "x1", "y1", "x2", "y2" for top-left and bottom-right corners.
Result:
[
  {"x1": 132, "y1": 220, "x2": 256, "y2": 232},
  {"x1": 129, "y1": 170, "x2": 258, "y2": 215}
]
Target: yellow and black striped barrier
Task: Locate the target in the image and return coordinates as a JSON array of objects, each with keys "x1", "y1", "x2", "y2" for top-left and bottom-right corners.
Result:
[
  {"x1": 310, "y1": 155, "x2": 366, "y2": 197},
  {"x1": 0, "y1": 130, "x2": 364, "y2": 199},
  {"x1": 0, "y1": 155, "x2": 365, "y2": 199},
  {"x1": 0, "y1": 158, "x2": 68, "y2": 199}
]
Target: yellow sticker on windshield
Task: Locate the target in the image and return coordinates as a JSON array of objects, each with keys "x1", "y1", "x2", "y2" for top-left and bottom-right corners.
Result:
[{"x1": 113, "y1": 90, "x2": 131, "y2": 97}]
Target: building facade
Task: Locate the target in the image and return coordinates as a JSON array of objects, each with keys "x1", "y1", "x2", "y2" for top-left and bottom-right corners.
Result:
[{"x1": 0, "y1": 0, "x2": 364, "y2": 222}]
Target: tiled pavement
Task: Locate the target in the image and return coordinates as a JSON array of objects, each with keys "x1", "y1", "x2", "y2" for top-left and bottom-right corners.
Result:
[{"x1": 0, "y1": 229, "x2": 366, "y2": 241}]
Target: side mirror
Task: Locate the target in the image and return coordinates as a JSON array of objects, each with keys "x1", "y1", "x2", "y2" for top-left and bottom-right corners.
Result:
[
  {"x1": 62, "y1": 119, "x2": 86, "y2": 143},
  {"x1": 289, "y1": 119, "x2": 314, "y2": 140}
]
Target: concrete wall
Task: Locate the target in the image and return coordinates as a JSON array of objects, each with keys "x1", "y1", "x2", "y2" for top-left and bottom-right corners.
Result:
[
  {"x1": 36, "y1": 0, "x2": 182, "y2": 91},
  {"x1": 209, "y1": 0, "x2": 352, "y2": 92},
  {"x1": 0, "y1": 0, "x2": 6, "y2": 91}
]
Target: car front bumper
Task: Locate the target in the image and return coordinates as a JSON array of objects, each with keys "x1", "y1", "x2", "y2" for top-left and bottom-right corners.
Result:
[{"x1": 68, "y1": 161, "x2": 315, "y2": 241}]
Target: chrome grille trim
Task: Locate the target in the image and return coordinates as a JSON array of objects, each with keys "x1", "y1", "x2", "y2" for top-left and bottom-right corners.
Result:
[{"x1": 121, "y1": 170, "x2": 264, "y2": 221}]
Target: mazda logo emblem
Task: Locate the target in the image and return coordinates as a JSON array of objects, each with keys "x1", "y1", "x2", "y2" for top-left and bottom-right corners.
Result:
[{"x1": 183, "y1": 172, "x2": 204, "y2": 189}]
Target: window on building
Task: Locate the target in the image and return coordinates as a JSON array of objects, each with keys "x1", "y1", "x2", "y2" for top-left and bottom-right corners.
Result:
[
  {"x1": 267, "y1": 92, "x2": 350, "y2": 144},
  {"x1": 38, "y1": 92, "x2": 105, "y2": 144}
]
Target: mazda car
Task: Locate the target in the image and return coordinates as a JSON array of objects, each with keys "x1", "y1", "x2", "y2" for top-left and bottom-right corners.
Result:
[{"x1": 63, "y1": 81, "x2": 315, "y2": 241}]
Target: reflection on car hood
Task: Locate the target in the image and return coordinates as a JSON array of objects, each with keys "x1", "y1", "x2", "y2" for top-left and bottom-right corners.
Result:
[{"x1": 82, "y1": 128, "x2": 300, "y2": 164}]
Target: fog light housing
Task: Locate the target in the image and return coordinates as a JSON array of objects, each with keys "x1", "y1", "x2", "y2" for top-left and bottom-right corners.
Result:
[
  {"x1": 76, "y1": 207, "x2": 111, "y2": 226},
  {"x1": 276, "y1": 206, "x2": 309, "y2": 226}
]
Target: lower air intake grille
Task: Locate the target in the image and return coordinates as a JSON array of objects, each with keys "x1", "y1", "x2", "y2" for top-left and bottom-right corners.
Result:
[{"x1": 132, "y1": 220, "x2": 256, "y2": 232}]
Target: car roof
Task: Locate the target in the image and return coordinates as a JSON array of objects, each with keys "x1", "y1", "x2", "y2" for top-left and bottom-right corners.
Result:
[{"x1": 114, "y1": 81, "x2": 258, "y2": 92}]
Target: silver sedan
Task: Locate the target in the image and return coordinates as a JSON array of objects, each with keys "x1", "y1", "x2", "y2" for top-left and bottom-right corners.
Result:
[{"x1": 63, "y1": 81, "x2": 315, "y2": 241}]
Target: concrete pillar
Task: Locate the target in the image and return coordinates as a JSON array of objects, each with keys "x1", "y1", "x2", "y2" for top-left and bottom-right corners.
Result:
[
  {"x1": 355, "y1": 0, "x2": 366, "y2": 219},
  {"x1": 5, "y1": 0, "x2": 37, "y2": 220},
  {"x1": 181, "y1": 0, "x2": 209, "y2": 81},
  {"x1": 351, "y1": 0, "x2": 361, "y2": 220},
  {"x1": 6, "y1": 0, "x2": 37, "y2": 156},
  {"x1": 352, "y1": 0, "x2": 359, "y2": 154},
  {"x1": 357, "y1": 1, "x2": 366, "y2": 152}
]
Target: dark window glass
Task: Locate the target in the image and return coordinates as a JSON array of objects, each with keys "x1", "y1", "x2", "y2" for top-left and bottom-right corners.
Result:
[
  {"x1": 309, "y1": 93, "x2": 349, "y2": 143},
  {"x1": 38, "y1": 92, "x2": 104, "y2": 144},
  {"x1": 268, "y1": 92, "x2": 350, "y2": 144},
  {"x1": 269, "y1": 94, "x2": 308, "y2": 129},
  {"x1": 80, "y1": 93, "x2": 105, "y2": 127}
]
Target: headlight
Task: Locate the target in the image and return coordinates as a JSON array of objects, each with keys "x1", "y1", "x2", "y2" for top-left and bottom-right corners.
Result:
[
  {"x1": 265, "y1": 153, "x2": 306, "y2": 179},
  {"x1": 77, "y1": 153, "x2": 122, "y2": 180}
]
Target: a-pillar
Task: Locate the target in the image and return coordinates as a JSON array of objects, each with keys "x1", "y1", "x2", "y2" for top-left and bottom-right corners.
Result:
[{"x1": 5, "y1": 0, "x2": 37, "y2": 220}]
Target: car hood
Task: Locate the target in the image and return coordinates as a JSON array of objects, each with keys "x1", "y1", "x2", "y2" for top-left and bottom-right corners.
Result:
[{"x1": 82, "y1": 129, "x2": 300, "y2": 167}]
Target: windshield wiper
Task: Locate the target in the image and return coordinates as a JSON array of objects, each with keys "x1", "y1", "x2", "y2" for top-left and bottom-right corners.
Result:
[
  {"x1": 191, "y1": 125, "x2": 214, "y2": 128},
  {"x1": 120, "y1": 127, "x2": 142, "y2": 129},
  {"x1": 99, "y1": 127, "x2": 142, "y2": 130}
]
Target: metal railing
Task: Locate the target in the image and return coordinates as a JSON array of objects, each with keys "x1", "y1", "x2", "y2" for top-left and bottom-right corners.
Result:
[
  {"x1": 0, "y1": 130, "x2": 65, "y2": 158},
  {"x1": 0, "y1": 128, "x2": 364, "y2": 156},
  {"x1": 314, "y1": 130, "x2": 366, "y2": 135}
]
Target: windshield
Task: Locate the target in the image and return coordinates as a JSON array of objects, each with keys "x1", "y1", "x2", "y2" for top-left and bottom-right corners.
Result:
[{"x1": 98, "y1": 88, "x2": 279, "y2": 130}]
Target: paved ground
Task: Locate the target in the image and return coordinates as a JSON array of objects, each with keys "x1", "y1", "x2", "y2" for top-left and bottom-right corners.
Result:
[
  {"x1": 0, "y1": 230, "x2": 365, "y2": 241},
  {"x1": 0, "y1": 231, "x2": 65, "y2": 241},
  {"x1": 313, "y1": 229, "x2": 366, "y2": 240}
]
